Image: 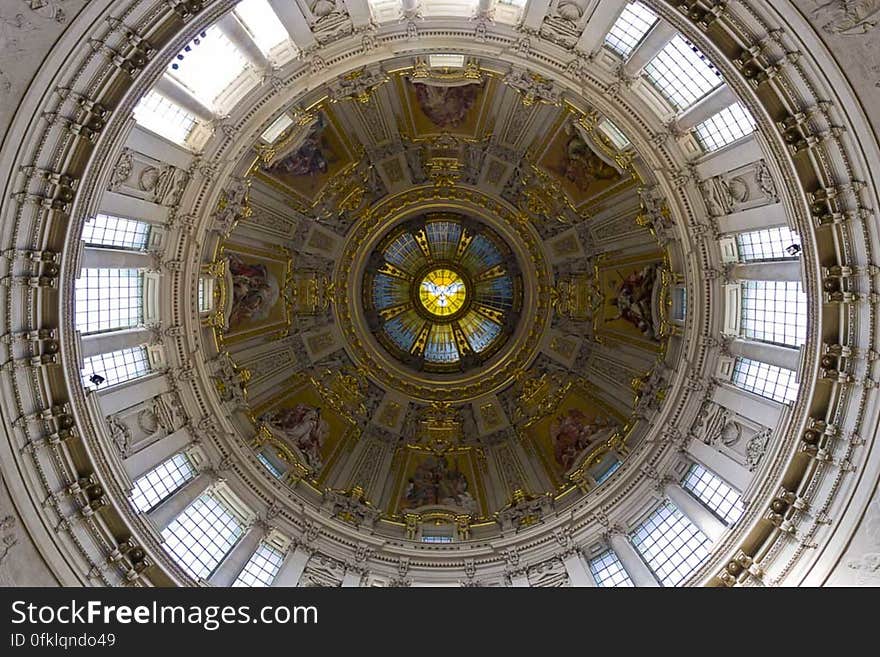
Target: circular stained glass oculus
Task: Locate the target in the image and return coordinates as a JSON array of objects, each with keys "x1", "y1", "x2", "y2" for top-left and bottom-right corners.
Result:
[
  {"x1": 362, "y1": 214, "x2": 522, "y2": 374},
  {"x1": 418, "y1": 268, "x2": 469, "y2": 318}
]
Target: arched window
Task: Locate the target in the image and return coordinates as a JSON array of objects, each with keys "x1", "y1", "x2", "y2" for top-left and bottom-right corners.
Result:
[
  {"x1": 731, "y1": 357, "x2": 798, "y2": 403},
  {"x1": 740, "y1": 281, "x2": 807, "y2": 347},
  {"x1": 232, "y1": 542, "x2": 285, "y2": 587},
  {"x1": 81, "y1": 346, "x2": 152, "y2": 390},
  {"x1": 588, "y1": 549, "x2": 634, "y2": 587},
  {"x1": 132, "y1": 91, "x2": 198, "y2": 145},
  {"x1": 630, "y1": 502, "x2": 711, "y2": 586},
  {"x1": 735, "y1": 227, "x2": 801, "y2": 262},
  {"x1": 162, "y1": 493, "x2": 245, "y2": 580},
  {"x1": 694, "y1": 103, "x2": 756, "y2": 152},
  {"x1": 644, "y1": 36, "x2": 722, "y2": 110},
  {"x1": 604, "y1": 1, "x2": 658, "y2": 59},
  {"x1": 82, "y1": 214, "x2": 151, "y2": 251},
  {"x1": 75, "y1": 268, "x2": 144, "y2": 335},
  {"x1": 681, "y1": 463, "x2": 744, "y2": 526},
  {"x1": 129, "y1": 453, "x2": 196, "y2": 513}
]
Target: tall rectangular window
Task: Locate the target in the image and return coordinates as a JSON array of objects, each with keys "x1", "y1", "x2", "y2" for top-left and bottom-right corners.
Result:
[
  {"x1": 162, "y1": 493, "x2": 244, "y2": 581},
  {"x1": 604, "y1": 1, "x2": 658, "y2": 59},
  {"x1": 741, "y1": 281, "x2": 807, "y2": 347},
  {"x1": 694, "y1": 103, "x2": 756, "y2": 152},
  {"x1": 133, "y1": 91, "x2": 197, "y2": 145},
  {"x1": 82, "y1": 214, "x2": 151, "y2": 251},
  {"x1": 681, "y1": 463, "x2": 745, "y2": 526},
  {"x1": 130, "y1": 453, "x2": 196, "y2": 513},
  {"x1": 232, "y1": 542, "x2": 285, "y2": 587},
  {"x1": 731, "y1": 357, "x2": 798, "y2": 403},
  {"x1": 81, "y1": 347, "x2": 151, "y2": 390},
  {"x1": 234, "y1": 0, "x2": 290, "y2": 56},
  {"x1": 630, "y1": 501, "x2": 711, "y2": 587},
  {"x1": 167, "y1": 26, "x2": 248, "y2": 107},
  {"x1": 75, "y1": 268, "x2": 143, "y2": 335},
  {"x1": 588, "y1": 549, "x2": 634, "y2": 587},
  {"x1": 644, "y1": 35, "x2": 723, "y2": 110},
  {"x1": 736, "y1": 227, "x2": 802, "y2": 262}
]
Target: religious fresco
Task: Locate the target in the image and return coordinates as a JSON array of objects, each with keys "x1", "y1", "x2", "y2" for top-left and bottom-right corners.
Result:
[
  {"x1": 258, "y1": 109, "x2": 354, "y2": 202},
  {"x1": 538, "y1": 120, "x2": 625, "y2": 204},
  {"x1": 254, "y1": 376, "x2": 357, "y2": 482},
  {"x1": 391, "y1": 448, "x2": 486, "y2": 517},
  {"x1": 522, "y1": 385, "x2": 624, "y2": 485},
  {"x1": 594, "y1": 251, "x2": 667, "y2": 350},
  {"x1": 218, "y1": 243, "x2": 291, "y2": 344},
  {"x1": 398, "y1": 75, "x2": 494, "y2": 138}
]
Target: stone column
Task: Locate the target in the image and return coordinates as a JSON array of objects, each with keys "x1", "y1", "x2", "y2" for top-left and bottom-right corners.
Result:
[
  {"x1": 608, "y1": 533, "x2": 659, "y2": 587},
  {"x1": 80, "y1": 328, "x2": 154, "y2": 359},
  {"x1": 577, "y1": 0, "x2": 628, "y2": 56},
  {"x1": 729, "y1": 339, "x2": 801, "y2": 372},
  {"x1": 715, "y1": 202, "x2": 788, "y2": 235},
  {"x1": 562, "y1": 550, "x2": 597, "y2": 587},
  {"x1": 676, "y1": 84, "x2": 739, "y2": 131},
  {"x1": 153, "y1": 76, "x2": 215, "y2": 123},
  {"x1": 81, "y1": 247, "x2": 153, "y2": 269},
  {"x1": 713, "y1": 383, "x2": 783, "y2": 428},
  {"x1": 267, "y1": 0, "x2": 318, "y2": 49},
  {"x1": 730, "y1": 260, "x2": 802, "y2": 282},
  {"x1": 209, "y1": 524, "x2": 265, "y2": 586},
  {"x1": 147, "y1": 472, "x2": 213, "y2": 531},
  {"x1": 217, "y1": 13, "x2": 270, "y2": 71},
  {"x1": 664, "y1": 480, "x2": 727, "y2": 542},
  {"x1": 623, "y1": 21, "x2": 676, "y2": 77},
  {"x1": 272, "y1": 544, "x2": 311, "y2": 587}
]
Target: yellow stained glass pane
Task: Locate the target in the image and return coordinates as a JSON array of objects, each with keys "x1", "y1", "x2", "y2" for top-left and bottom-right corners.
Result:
[{"x1": 419, "y1": 268, "x2": 467, "y2": 318}]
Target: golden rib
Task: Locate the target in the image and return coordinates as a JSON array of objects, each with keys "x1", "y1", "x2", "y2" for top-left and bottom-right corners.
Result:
[
  {"x1": 378, "y1": 302, "x2": 413, "y2": 321},
  {"x1": 473, "y1": 264, "x2": 507, "y2": 282},
  {"x1": 473, "y1": 305, "x2": 505, "y2": 324},
  {"x1": 451, "y1": 322, "x2": 472, "y2": 356},
  {"x1": 413, "y1": 227, "x2": 433, "y2": 260},
  {"x1": 456, "y1": 229, "x2": 474, "y2": 259},
  {"x1": 377, "y1": 261, "x2": 412, "y2": 279},
  {"x1": 410, "y1": 323, "x2": 431, "y2": 357}
]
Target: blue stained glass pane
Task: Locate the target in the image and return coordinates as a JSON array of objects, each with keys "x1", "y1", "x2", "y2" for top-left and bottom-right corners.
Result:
[
  {"x1": 384, "y1": 232, "x2": 427, "y2": 273},
  {"x1": 372, "y1": 273, "x2": 409, "y2": 310},
  {"x1": 423, "y1": 324, "x2": 459, "y2": 363},
  {"x1": 424, "y1": 221, "x2": 462, "y2": 262},
  {"x1": 475, "y1": 277, "x2": 514, "y2": 311},
  {"x1": 458, "y1": 311, "x2": 502, "y2": 353},
  {"x1": 383, "y1": 311, "x2": 424, "y2": 352},
  {"x1": 460, "y1": 234, "x2": 503, "y2": 273}
]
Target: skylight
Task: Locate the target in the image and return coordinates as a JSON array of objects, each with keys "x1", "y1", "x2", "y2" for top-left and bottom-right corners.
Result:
[
  {"x1": 604, "y1": 1, "x2": 658, "y2": 59},
  {"x1": 232, "y1": 543, "x2": 285, "y2": 587},
  {"x1": 694, "y1": 103, "x2": 756, "y2": 152},
  {"x1": 75, "y1": 268, "x2": 143, "y2": 335},
  {"x1": 644, "y1": 35, "x2": 723, "y2": 110},
  {"x1": 681, "y1": 463, "x2": 745, "y2": 526},
  {"x1": 130, "y1": 453, "x2": 196, "y2": 514},
  {"x1": 740, "y1": 281, "x2": 807, "y2": 347},
  {"x1": 82, "y1": 214, "x2": 151, "y2": 251},
  {"x1": 167, "y1": 26, "x2": 248, "y2": 108},
  {"x1": 81, "y1": 347, "x2": 152, "y2": 390},
  {"x1": 630, "y1": 501, "x2": 711, "y2": 586},
  {"x1": 132, "y1": 91, "x2": 197, "y2": 145},
  {"x1": 731, "y1": 357, "x2": 798, "y2": 403},
  {"x1": 234, "y1": 0, "x2": 290, "y2": 56},
  {"x1": 735, "y1": 227, "x2": 802, "y2": 262}
]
